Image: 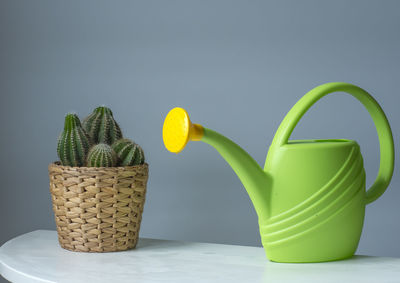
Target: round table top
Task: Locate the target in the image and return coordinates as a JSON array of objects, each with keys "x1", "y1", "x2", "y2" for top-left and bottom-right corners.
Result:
[{"x1": 1, "y1": 230, "x2": 400, "y2": 283}]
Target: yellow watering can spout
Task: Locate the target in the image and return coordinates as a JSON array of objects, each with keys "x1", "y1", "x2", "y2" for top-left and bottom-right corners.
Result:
[
  {"x1": 163, "y1": 107, "x2": 204, "y2": 153},
  {"x1": 163, "y1": 107, "x2": 272, "y2": 220}
]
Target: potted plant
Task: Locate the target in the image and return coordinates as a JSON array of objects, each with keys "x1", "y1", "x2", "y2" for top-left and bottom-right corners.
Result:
[{"x1": 48, "y1": 106, "x2": 148, "y2": 252}]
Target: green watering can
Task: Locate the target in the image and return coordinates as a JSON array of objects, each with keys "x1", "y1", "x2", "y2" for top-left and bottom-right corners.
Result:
[{"x1": 162, "y1": 82, "x2": 395, "y2": 263}]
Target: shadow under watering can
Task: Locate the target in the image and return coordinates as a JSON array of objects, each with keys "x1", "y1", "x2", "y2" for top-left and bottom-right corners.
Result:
[{"x1": 162, "y1": 82, "x2": 395, "y2": 263}]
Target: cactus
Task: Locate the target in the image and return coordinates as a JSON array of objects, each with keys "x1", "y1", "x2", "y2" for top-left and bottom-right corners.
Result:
[
  {"x1": 82, "y1": 106, "x2": 123, "y2": 145},
  {"x1": 86, "y1": 143, "x2": 117, "y2": 167},
  {"x1": 112, "y1": 138, "x2": 145, "y2": 166},
  {"x1": 57, "y1": 113, "x2": 91, "y2": 167}
]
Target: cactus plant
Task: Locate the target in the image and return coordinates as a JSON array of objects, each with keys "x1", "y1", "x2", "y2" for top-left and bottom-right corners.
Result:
[
  {"x1": 57, "y1": 107, "x2": 147, "y2": 168},
  {"x1": 86, "y1": 143, "x2": 117, "y2": 167},
  {"x1": 82, "y1": 106, "x2": 123, "y2": 145},
  {"x1": 57, "y1": 113, "x2": 91, "y2": 167},
  {"x1": 112, "y1": 138, "x2": 145, "y2": 166}
]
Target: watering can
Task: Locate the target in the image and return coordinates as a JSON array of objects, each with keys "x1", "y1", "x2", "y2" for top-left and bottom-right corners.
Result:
[{"x1": 162, "y1": 82, "x2": 394, "y2": 263}]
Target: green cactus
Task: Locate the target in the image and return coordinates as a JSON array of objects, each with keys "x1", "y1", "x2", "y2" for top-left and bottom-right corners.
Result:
[
  {"x1": 82, "y1": 106, "x2": 123, "y2": 145},
  {"x1": 57, "y1": 113, "x2": 91, "y2": 167},
  {"x1": 112, "y1": 138, "x2": 145, "y2": 166},
  {"x1": 86, "y1": 143, "x2": 117, "y2": 167}
]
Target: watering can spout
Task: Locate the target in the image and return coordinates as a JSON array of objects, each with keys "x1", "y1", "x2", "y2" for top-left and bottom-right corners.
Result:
[{"x1": 163, "y1": 107, "x2": 271, "y2": 220}]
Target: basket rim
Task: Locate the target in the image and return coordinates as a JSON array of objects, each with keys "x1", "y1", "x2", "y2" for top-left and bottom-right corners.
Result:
[{"x1": 49, "y1": 161, "x2": 149, "y2": 171}]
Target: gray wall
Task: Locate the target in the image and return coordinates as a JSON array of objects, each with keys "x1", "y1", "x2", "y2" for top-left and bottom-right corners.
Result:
[{"x1": 1, "y1": 0, "x2": 399, "y2": 273}]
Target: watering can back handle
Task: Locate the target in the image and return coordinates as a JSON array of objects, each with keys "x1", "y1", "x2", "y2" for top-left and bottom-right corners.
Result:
[{"x1": 271, "y1": 82, "x2": 394, "y2": 204}]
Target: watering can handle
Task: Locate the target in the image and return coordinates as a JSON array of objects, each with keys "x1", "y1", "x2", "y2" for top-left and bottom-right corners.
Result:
[{"x1": 271, "y1": 82, "x2": 394, "y2": 204}]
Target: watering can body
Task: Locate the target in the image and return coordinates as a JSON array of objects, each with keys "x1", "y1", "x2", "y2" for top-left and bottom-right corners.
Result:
[
  {"x1": 162, "y1": 82, "x2": 394, "y2": 263},
  {"x1": 262, "y1": 139, "x2": 365, "y2": 262}
]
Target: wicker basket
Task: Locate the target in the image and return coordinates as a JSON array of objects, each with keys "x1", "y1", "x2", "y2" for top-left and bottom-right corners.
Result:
[{"x1": 48, "y1": 162, "x2": 148, "y2": 252}]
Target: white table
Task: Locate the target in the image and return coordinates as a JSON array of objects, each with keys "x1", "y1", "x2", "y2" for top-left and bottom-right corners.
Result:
[{"x1": 1, "y1": 230, "x2": 399, "y2": 283}]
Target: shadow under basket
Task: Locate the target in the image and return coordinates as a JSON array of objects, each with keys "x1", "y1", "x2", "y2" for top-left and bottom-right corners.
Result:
[{"x1": 48, "y1": 162, "x2": 149, "y2": 252}]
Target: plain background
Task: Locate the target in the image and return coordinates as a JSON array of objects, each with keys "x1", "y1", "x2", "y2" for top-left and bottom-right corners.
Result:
[{"x1": 1, "y1": 0, "x2": 399, "y2": 280}]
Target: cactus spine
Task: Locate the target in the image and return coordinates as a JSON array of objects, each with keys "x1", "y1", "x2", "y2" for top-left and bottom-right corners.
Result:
[
  {"x1": 86, "y1": 143, "x2": 117, "y2": 167},
  {"x1": 112, "y1": 138, "x2": 145, "y2": 166},
  {"x1": 83, "y1": 106, "x2": 123, "y2": 145},
  {"x1": 57, "y1": 113, "x2": 91, "y2": 167}
]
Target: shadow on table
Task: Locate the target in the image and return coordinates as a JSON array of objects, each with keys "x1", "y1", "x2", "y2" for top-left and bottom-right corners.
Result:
[
  {"x1": 262, "y1": 255, "x2": 400, "y2": 282},
  {"x1": 137, "y1": 238, "x2": 198, "y2": 251}
]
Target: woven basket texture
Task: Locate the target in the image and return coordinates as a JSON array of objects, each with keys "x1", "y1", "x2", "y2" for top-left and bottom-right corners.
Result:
[{"x1": 48, "y1": 162, "x2": 148, "y2": 252}]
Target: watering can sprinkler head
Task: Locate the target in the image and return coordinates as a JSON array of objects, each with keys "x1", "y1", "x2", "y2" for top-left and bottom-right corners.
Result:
[{"x1": 163, "y1": 107, "x2": 204, "y2": 153}]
